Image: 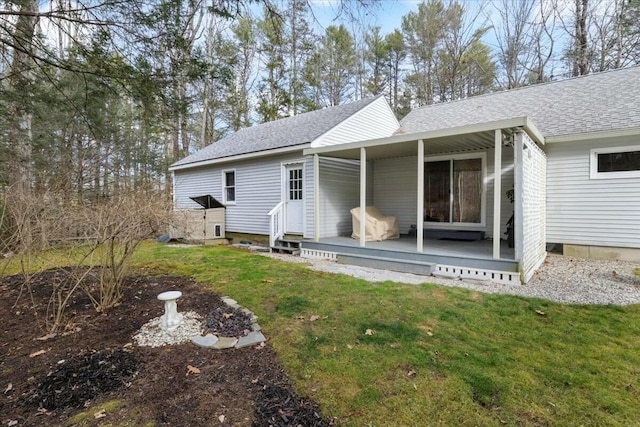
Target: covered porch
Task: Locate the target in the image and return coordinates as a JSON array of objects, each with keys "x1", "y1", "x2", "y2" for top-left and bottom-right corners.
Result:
[{"x1": 303, "y1": 117, "x2": 548, "y2": 284}]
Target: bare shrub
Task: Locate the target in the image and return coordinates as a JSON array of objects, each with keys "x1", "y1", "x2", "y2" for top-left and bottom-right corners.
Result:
[
  {"x1": 79, "y1": 192, "x2": 172, "y2": 311},
  {"x1": 0, "y1": 188, "x2": 172, "y2": 331}
]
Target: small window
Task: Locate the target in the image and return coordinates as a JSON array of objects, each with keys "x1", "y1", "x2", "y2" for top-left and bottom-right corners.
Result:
[
  {"x1": 214, "y1": 224, "x2": 222, "y2": 238},
  {"x1": 590, "y1": 145, "x2": 640, "y2": 179},
  {"x1": 223, "y1": 170, "x2": 236, "y2": 203}
]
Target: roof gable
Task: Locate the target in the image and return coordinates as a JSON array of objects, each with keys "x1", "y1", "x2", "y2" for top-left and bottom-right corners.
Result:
[
  {"x1": 400, "y1": 66, "x2": 640, "y2": 139},
  {"x1": 171, "y1": 96, "x2": 384, "y2": 169}
]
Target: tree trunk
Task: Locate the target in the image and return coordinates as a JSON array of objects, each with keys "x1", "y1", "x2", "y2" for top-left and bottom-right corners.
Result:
[{"x1": 7, "y1": 0, "x2": 39, "y2": 194}]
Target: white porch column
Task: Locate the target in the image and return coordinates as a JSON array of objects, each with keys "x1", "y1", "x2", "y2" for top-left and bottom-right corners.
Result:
[
  {"x1": 492, "y1": 129, "x2": 502, "y2": 259},
  {"x1": 359, "y1": 147, "x2": 367, "y2": 247},
  {"x1": 313, "y1": 154, "x2": 320, "y2": 242},
  {"x1": 514, "y1": 131, "x2": 524, "y2": 264},
  {"x1": 417, "y1": 139, "x2": 424, "y2": 253}
]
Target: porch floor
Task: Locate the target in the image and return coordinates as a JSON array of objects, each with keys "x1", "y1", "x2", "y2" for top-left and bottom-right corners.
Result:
[{"x1": 311, "y1": 235, "x2": 515, "y2": 261}]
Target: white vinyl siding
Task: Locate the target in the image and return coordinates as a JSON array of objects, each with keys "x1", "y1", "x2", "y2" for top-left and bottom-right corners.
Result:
[
  {"x1": 174, "y1": 152, "x2": 304, "y2": 235},
  {"x1": 306, "y1": 157, "x2": 361, "y2": 239},
  {"x1": 517, "y1": 133, "x2": 547, "y2": 282},
  {"x1": 311, "y1": 97, "x2": 399, "y2": 147},
  {"x1": 372, "y1": 151, "x2": 514, "y2": 236},
  {"x1": 546, "y1": 135, "x2": 640, "y2": 248}
]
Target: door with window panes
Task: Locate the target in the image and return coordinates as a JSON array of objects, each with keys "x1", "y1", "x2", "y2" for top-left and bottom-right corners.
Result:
[{"x1": 285, "y1": 164, "x2": 304, "y2": 233}]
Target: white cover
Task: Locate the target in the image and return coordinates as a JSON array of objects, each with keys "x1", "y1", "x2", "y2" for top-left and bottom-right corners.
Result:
[{"x1": 350, "y1": 206, "x2": 400, "y2": 241}]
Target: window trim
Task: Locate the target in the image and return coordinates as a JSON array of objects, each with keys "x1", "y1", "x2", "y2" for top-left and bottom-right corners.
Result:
[
  {"x1": 222, "y1": 169, "x2": 236, "y2": 204},
  {"x1": 590, "y1": 145, "x2": 640, "y2": 180},
  {"x1": 423, "y1": 152, "x2": 487, "y2": 227}
]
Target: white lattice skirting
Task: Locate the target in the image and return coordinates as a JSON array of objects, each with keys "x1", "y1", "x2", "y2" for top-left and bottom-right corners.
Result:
[
  {"x1": 300, "y1": 248, "x2": 338, "y2": 261},
  {"x1": 433, "y1": 264, "x2": 521, "y2": 285}
]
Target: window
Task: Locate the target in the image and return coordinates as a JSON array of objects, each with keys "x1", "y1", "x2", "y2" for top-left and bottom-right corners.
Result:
[
  {"x1": 223, "y1": 170, "x2": 235, "y2": 203},
  {"x1": 288, "y1": 167, "x2": 303, "y2": 201},
  {"x1": 590, "y1": 145, "x2": 640, "y2": 179},
  {"x1": 214, "y1": 224, "x2": 222, "y2": 238},
  {"x1": 424, "y1": 154, "x2": 484, "y2": 224}
]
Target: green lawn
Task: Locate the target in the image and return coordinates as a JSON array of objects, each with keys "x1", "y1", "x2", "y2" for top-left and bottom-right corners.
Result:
[
  {"x1": 129, "y1": 243, "x2": 640, "y2": 426},
  {"x1": 5, "y1": 242, "x2": 640, "y2": 426}
]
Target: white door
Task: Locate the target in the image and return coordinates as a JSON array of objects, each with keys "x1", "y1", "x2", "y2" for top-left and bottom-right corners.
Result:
[{"x1": 285, "y1": 164, "x2": 304, "y2": 234}]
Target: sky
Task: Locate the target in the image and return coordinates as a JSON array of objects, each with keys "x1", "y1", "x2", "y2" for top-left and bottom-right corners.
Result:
[{"x1": 308, "y1": 0, "x2": 498, "y2": 47}]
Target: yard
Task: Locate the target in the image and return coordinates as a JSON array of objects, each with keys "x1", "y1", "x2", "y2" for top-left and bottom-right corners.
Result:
[{"x1": 2, "y1": 242, "x2": 640, "y2": 426}]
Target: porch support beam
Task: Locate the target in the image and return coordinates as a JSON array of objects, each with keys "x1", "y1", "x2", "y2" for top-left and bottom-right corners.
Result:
[
  {"x1": 417, "y1": 139, "x2": 424, "y2": 253},
  {"x1": 492, "y1": 129, "x2": 502, "y2": 259},
  {"x1": 359, "y1": 147, "x2": 367, "y2": 247},
  {"x1": 313, "y1": 154, "x2": 320, "y2": 242}
]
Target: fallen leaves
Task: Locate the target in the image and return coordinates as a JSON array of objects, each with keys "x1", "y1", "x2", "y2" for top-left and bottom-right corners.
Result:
[
  {"x1": 218, "y1": 414, "x2": 226, "y2": 423},
  {"x1": 364, "y1": 329, "x2": 374, "y2": 336},
  {"x1": 29, "y1": 349, "x2": 47, "y2": 358},
  {"x1": 94, "y1": 409, "x2": 107, "y2": 419},
  {"x1": 186, "y1": 365, "x2": 201, "y2": 376},
  {"x1": 309, "y1": 315, "x2": 320, "y2": 322},
  {"x1": 4, "y1": 383, "x2": 12, "y2": 394},
  {"x1": 535, "y1": 310, "x2": 546, "y2": 316},
  {"x1": 35, "y1": 333, "x2": 56, "y2": 341}
]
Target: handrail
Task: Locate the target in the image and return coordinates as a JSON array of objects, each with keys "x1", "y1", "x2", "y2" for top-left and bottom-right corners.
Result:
[{"x1": 268, "y1": 201, "x2": 285, "y2": 248}]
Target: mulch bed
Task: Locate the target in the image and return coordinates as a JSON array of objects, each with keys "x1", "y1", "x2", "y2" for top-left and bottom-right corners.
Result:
[{"x1": 0, "y1": 269, "x2": 330, "y2": 426}]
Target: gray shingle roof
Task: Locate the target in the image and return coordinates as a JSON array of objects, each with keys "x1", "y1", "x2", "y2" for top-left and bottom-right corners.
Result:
[
  {"x1": 400, "y1": 66, "x2": 640, "y2": 138},
  {"x1": 172, "y1": 96, "x2": 382, "y2": 168}
]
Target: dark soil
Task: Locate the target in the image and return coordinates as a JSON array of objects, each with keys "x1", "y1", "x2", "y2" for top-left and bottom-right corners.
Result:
[{"x1": 0, "y1": 269, "x2": 330, "y2": 426}]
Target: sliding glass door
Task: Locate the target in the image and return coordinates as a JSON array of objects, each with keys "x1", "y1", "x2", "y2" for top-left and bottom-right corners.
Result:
[{"x1": 424, "y1": 155, "x2": 483, "y2": 224}]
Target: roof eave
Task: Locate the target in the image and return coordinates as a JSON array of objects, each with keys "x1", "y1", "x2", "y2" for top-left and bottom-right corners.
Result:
[
  {"x1": 304, "y1": 117, "x2": 544, "y2": 157},
  {"x1": 169, "y1": 143, "x2": 311, "y2": 171},
  {"x1": 545, "y1": 126, "x2": 640, "y2": 143}
]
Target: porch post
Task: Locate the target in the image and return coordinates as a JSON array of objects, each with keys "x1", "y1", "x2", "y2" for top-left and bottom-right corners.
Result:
[
  {"x1": 417, "y1": 139, "x2": 424, "y2": 253},
  {"x1": 359, "y1": 147, "x2": 367, "y2": 247},
  {"x1": 492, "y1": 129, "x2": 502, "y2": 259},
  {"x1": 313, "y1": 153, "x2": 320, "y2": 242}
]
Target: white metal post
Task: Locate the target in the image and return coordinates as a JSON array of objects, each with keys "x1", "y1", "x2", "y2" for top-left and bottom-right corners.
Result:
[
  {"x1": 417, "y1": 139, "x2": 424, "y2": 253},
  {"x1": 514, "y1": 131, "x2": 524, "y2": 265},
  {"x1": 493, "y1": 129, "x2": 502, "y2": 259},
  {"x1": 360, "y1": 147, "x2": 367, "y2": 247},
  {"x1": 313, "y1": 154, "x2": 320, "y2": 242}
]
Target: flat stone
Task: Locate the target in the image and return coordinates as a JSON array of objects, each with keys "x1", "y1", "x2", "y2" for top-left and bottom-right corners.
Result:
[
  {"x1": 251, "y1": 323, "x2": 261, "y2": 332},
  {"x1": 222, "y1": 297, "x2": 237, "y2": 306},
  {"x1": 211, "y1": 336, "x2": 238, "y2": 350},
  {"x1": 190, "y1": 333, "x2": 219, "y2": 348},
  {"x1": 235, "y1": 331, "x2": 266, "y2": 349}
]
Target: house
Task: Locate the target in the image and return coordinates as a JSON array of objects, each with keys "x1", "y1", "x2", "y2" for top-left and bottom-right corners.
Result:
[
  {"x1": 169, "y1": 95, "x2": 400, "y2": 245},
  {"x1": 171, "y1": 66, "x2": 640, "y2": 284}
]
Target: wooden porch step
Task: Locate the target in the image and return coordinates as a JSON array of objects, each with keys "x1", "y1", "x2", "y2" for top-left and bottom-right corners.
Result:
[
  {"x1": 271, "y1": 238, "x2": 302, "y2": 255},
  {"x1": 271, "y1": 245, "x2": 301, "y2": 255},
  {"x1": 337, "y1": 253, "x2": 435, "y2": 276}
]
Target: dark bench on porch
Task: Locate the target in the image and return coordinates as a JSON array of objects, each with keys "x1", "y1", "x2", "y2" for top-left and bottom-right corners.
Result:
[{"x1": 409, "y1": 225, "x2": 485, "y2": 241}]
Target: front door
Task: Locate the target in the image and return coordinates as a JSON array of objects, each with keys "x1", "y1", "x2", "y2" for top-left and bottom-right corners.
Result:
[{"x1": 285, "y1": 164, "x2": 304, "y2": 234}]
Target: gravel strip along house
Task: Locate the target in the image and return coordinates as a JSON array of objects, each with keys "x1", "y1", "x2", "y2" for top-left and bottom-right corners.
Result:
[{"x1": 172, "y1": 66, "x2": 640, "y2": 284}]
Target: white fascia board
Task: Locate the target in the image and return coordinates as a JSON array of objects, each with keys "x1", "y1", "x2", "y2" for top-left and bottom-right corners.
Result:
[
  {"x1": 169, "y1": 143, "x2": 311, "y2": 171},
  {"x1": 545, "y1": 126, "x2": 640, "y2": 144},
  {"x1": 304, "y1": 117, "x2": 544, "y2": 156}
]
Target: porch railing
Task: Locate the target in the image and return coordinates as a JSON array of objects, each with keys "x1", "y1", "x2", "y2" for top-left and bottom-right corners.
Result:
[{"x1": 267, "y1": 201, "x2": 285, "y2": 248}]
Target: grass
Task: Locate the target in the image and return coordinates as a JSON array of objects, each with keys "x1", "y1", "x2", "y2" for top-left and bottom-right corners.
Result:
[{"x1": 4, "y1": 242, "x2": 640, "y2": 426}]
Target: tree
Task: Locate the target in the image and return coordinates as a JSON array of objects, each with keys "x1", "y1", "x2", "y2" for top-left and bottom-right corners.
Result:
[
  {"x1": 257, "y1": 6, "x2": 290, "y2": 122},
  {"x1": 402, "y1": 0, "x2": 446, "y2": 106},
  {"x1": 312, "y1": 24, "x2": 357, "y2": 106},
  {"x1": 363, "y1": 26, "x2": 390, "y2": 96},
  {"x1": 385, "y1": 29, "x2": 407, "y2": 117}
]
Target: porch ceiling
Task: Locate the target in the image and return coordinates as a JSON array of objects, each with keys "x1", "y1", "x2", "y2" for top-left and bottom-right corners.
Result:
[{"x1": 304, "y1": 116, "x2": 544, "y2": 160}]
